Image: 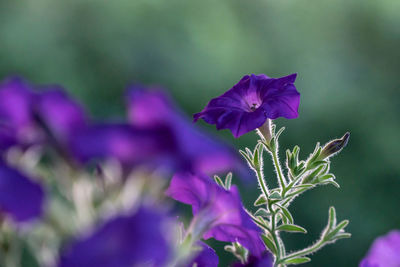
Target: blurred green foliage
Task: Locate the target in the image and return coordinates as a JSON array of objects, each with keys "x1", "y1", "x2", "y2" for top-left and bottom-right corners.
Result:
[{"x1": 1, "y1": 0, "x2": 399, "y2": 266}]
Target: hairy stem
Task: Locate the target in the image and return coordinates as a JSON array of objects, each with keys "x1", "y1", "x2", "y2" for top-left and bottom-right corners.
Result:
[{"x1": 271, "y1": 146, "x2": 287, "y2": 191}]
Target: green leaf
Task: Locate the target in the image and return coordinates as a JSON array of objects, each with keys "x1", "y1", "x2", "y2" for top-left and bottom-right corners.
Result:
[
  {"x1": 225, "y1": 172, "x2": 233, "y2": 189},
  {"x1": 277, "y1": 205, "x2": 294, "y2": 224},
  {"x1": 328, "y1": 206, "x2": 337, "y2": 230},
  {"x1": 283, "y1": 257, "x2": 311, "y2": 265},
  {"x1": 275, "y1": 127, "x2": 285, "y2": 142},
  {"x1": 213, "y1": 175, "x2": 225, "y2": 188},
  {"x1": 254, "y1": 208, "x2": 271, "y2": 217},
  {"x1": 325, "y1": 220, "x2": 349, "y2": 241},
  {"x1": 277, "y1": 224, "x2": 307, "y2": 233},
  {"x1": 254, "y1": 195, "x2": 267, "y2": 206},
  {"x1": 269, "y1": 191, "x2": 281, "y2": 200},
  {"x1": 318, "y1": 173, "x2": 335, "y2": 182},
  {"x1": 286, "y1": 187, "x2": 309, "y2": 198},
  {"x1": 294, "y1": 184, "x2": 314, "y2": 189},
  {"x1": 261, "y1": 235, "x2": 277, "y2": 255},
  {"x1": 334, "y1": 233, "x2": 352, "y2": 240},
  {"x1": 324, "y1": 180, "x2": 340, "y2": 188},
  {"x1": 239, "y1": 150, "x2": 254, "y2": 168},
  {"x1": 245, "y1": 147, "x2": 253, "y2": 158}
]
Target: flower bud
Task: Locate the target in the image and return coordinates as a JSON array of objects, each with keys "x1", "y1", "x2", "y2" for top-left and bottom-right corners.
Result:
[{"x1": 319, "y1": 132, "x2": 350, "y2": 160}]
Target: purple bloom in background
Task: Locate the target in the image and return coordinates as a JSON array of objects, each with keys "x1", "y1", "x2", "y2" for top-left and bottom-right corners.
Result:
[
  {"x1": 188, "y1": 241, "x2": 219, "y2": 267},
  {"x1": 126, "y1": 87, "x2": 247, "y2": 177},
  {"x1": 234, "y1": 253, "x2": 273, "y2": 267},
  {"x1": 70, "y1": 123, "x2": 177, "y2": 168},
  {"x1": 0, "y1": 77, "x2": 39, "y2": 146},
  {"x1": 166, "y1": 172, "x2": 265, "y2": 258},
  {"x1": 194, "y1": 74, "x2": 300, "y2": 138},
  {"x1": 0, "y1": 76, "x2": 89, "y2": 152},
  {"x1": 59, "y1": 206, "x2": 171, "y2": 267},
  {"x1": 0, "y1": 161, "x2": 44, "y2": 222},
  {"x1": 360, "y1": 230, "x2": 400, "y2": 267},
  {"x1": 34, "y1": 88, "x2": 88, "y2": 145}
]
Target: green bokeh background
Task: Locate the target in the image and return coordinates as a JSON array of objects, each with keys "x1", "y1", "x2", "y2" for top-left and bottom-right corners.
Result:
[{"x1": 1, "y1": 0, "x2": 399, "y2": 266}]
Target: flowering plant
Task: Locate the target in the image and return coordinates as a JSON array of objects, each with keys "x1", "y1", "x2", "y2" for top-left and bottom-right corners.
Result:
[{"x1": 0, "y1": 74, "x2": 351, "y2": 267}]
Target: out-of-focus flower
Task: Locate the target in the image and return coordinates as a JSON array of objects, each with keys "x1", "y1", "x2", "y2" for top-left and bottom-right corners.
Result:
[
  {"x1": 193, "y1": 74, "x2": 300, "y2": 138},
  {"x1": 0, "y1": 76, "x2": 88, "y2": 151},
  {"x1": 0, "y1": 77, "x2": 40, "y2": 147},
  {"x1": 166, "y1": 172, "x2": 265, "y2": 258},
  {"x1": 59, "y1": 206, "x2": 171, "y2": 267},
  {"x1": 70, "y1": 123, "x2": 177, "y2": 168},
  {"x1": 0, "y1": 161, "x2": 44, "y2": 222},
  {"x1": 34, "y1": 88, "x2": 88, "y2": 146},
  {"x1": 360, "y1": 230, "x2": 400, "y2": 267},
  {"x1": 234, "y1": 252, "x2": 273, "y2": 267},
  {"x1": 188, "y1": 241, "x2": 219, "y2": 267},
  {"x1": 126, "y1": 87, "x2": 247, "y2": 177}
]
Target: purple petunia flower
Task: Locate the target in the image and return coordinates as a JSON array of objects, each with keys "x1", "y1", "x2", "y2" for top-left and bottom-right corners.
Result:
[
  {"x1": 126, "y1": 87, "x2": 247, "y2": 177},
  {"x1": 194, "y1": 74, "x2": 300, "y2": 138},
  {"x1": 0, "y1": 76, "x2": 89, "y2": 151},
  {"x1": 59, "y1": 206, "x2": 171, "y2": 267},
  {"x1": 188, "y1": 241, "x2": 219, "y2": 267},
  {"x1": 0, "y1": 161, "x2": 44, "y2": 222},
  {"x1": 360, "y1": 230, "x2": 400, "y2": 267},
  {"x1": 166, "y1": 172, "x2": 265, "y2": 258},
  {"x1": 70, "y1": 123, "x2": 177, "y2": 168}
]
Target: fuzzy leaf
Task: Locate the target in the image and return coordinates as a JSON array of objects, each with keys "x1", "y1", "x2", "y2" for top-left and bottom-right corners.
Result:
[
  {"x1": 254, "y1": 208, "x2": 271, "y2": 217},
  {"x1": 261, "y1": 235, "x2": 277, "y2": 255},
  {"x1": 269, "y1": 192, "x2": 281, "y2": 200},
  {"x1": 254, "y1": 195, "x2": 267, "y2": 206},
  {"x1": 277, "y1": 224, "x2": 307, "y2": 233},
  {"x1": 325, "y1": 220, "x2": 349, "y2": 241},
  {"x1": 277, "y1": 205, "x2": 294, "y2": 224},
  {"x1": 283, "y1": 257, "x2": 311, "y2": 265}
]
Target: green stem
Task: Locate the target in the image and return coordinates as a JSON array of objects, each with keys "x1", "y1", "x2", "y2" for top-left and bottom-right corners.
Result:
[
  {"x1": 278, "y1": 240, "x2": 324, "y2": 264},
  {"x1": 272, "y1": 147, "x2": 287, "y2": 191},
  {"x1": 255, "y1": 166, "x2": 269, "y2": 199},
  {"x1": 268, "y1": 201, "x2": 283, "y2": 266}
]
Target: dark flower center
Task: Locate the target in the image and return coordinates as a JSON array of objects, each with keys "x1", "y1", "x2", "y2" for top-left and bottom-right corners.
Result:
[{"x1": 250, "y1": 103, "x2": 258, "y2": 111}]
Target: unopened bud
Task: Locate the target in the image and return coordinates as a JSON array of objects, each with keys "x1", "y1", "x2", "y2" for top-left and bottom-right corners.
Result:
[{"x1": 319, "y1": 132, "x2": 350, "y2": 159}]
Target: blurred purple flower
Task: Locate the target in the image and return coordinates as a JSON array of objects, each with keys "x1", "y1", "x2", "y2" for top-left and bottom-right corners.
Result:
[
  {"x1": 360, "y1": 230, "x2": 400, "y2": 267},
  {"x1": 0, "y1": 76, "x2": 88, "y2": 151},
  {"x1": 0, "y1": 77, "x2": 40, "y2": 147},
  {"x1": 34, "y1": 88, "x2": 88, "y2": 145},
  {"x1": 188, "y1": 241, "x2": 219, "y2": 267},
  {"x1": 166, "y1": 172, "x2": 265, "y2": 258},
  {"x1": 0, "y1": 161, "x2": 44, "y2": 222},
  {"x1": 70, "y1": 123, "x2": 177, "y2": 168},
  {"x1": 194, "y1": 74, "x2": 300, "y2": 138},
  {"x1": 234, "y1": 253, "x2": 273, "y2": 267},
  {"x1": 126, "y1": 87, "x2": 247, "y2": 177},
  {"x1": 59, "y1": 206, "x2": 171, "y2": 267}
]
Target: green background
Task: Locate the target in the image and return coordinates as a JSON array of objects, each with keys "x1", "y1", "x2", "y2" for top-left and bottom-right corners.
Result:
[{"x1": 1, "y1": 0, "x2": 399, "y2": 266}]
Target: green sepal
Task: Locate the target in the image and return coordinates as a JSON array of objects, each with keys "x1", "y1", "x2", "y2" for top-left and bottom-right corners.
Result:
[
  {"x1": 213, "y1": 175, "x2": 225, "y2": 188},
  {"x1": 225, "y1": 172, "x2": 233, "y2": 189}
]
